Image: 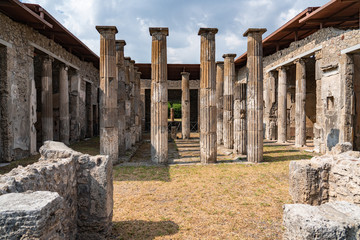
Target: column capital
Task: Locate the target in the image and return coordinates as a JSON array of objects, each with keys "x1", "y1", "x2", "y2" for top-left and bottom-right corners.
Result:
[
  {"x1": 115, "y1": 40, "x2": 126, "y2": 48},
  {"x1": 293, "y1": 58, "x2": 305, "y2": 65},
  {"x1": 243, "y1": 28, "x2": 267, "y2": 37},
  {"x1": 149, "y1": 27, "x2": 169, "y2": 36},
  {"x1": 134, "y1": 66, "x2": 139, "y2": 72},
  {"x1": 222, "y1": 53, "x2": 237, "y2": 59},
  {"x1": 198, "y1": 28, "x2": 218, "y2": 36},
  {"x1": 96, "y1": 26, "x2": 118, "y2": 34},
  {"x1": 181, "y1": 72, "x2": 190, "y2": 77},
  {"x1": 136, "y1": 71, "x2": 142, "y2": 77},
  {"x1": 276, "y1": 65, "x2": 288, "y2": 72},
  {"x1": 124, "y1": 57, "x2": 131, "y2": 61},
  {"x1": 216, "y1": 61, "x2": 224, "y2": 66},
  {"x1": 58, "y1": 63, "x2": 69, "y2": 71},
  {"x1": 130, "y1": 60, "x2": 135, "y2": 64}
]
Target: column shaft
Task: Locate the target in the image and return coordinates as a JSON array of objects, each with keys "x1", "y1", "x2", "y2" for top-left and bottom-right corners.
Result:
[
  {"x1": 223, "y1": 54, "x2": 236, "y2": 149},
  {"x1": 215, "y1": 62, "x2": 224, "y2": 145},
  {"x1": 181, "y1": 72, "x2": 190, "y2": 139},
  {"x1": 277, "y1": 67, "x2": 287, "y2": 143},
  {"x1": 150, "y1": 27, "x2": 169, "y2": 164},
  {"x1": 116, "y1": 40, "x2": 126, "y2": 155},
  {"x1": 198, "y1": 28, "x2": 218, "y2": 163},
  {"x1": 234, "y1": 82, "x2": 247, "y2": 154},
  {"x1": 41, "y1": 56, "x2": 53, "y2": 142},
  {"x1": 244, "y1": 28, "x2": 266, "y2": 163},
  {"x1": 295, "y1": 59, "x2": 306, "y2": 147},
  {"x1": 96, "y1": 26, "x2": 119, "y2": 163},
  {"x1": 59, "y1": 64, "x2": 70, "y2": 145}
]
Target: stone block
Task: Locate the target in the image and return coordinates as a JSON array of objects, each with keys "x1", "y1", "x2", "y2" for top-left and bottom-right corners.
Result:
[
  {"x1": 0, "y1": 191, "x2": 67, "y2": 239},
  {"x1": 283, "y1": 201, "x2": 360, "y2": 240}
]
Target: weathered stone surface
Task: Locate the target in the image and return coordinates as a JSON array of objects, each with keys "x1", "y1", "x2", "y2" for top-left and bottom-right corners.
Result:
[
  {"x1": 283, "y1": 201, "x2": 360, "y2": 240},
  {"x1": 150, "y1": 27, "x2": 169, "y2": 164},
  {"x1": 215, "y1": 62, "x2": 224, "y2": 145},
  {"x1": 244, "y1": 28, "x2": 266, "y2": 163},
  {"x1": 198, "y1": 28, "x2": 218, "y2": 164},
  {"x1": 295, "y1": 59, "x2": 306, "y2": 147},
  {"x1": 277, "y1": 67, "x2": 287, "y2": 143},
  {"x1": 234, "y1": 82, "x2": 247, "y2": 154},
  {"x1": 331, "y1": 142, "x2": 353, "y2": 155},
  {"x1": 97, "y1": 26, "x2": 119, "y2": 164},
  {"x1": 289, "y1": 151, "x2": 360, "y2": 205},
  {"x1": 116, "y1": 40, "x2": 126, "y2": 156},
  {"x1": 0, "y1": 141, "x2": 113, "y2": 239},
  {"x1": 223, "y1": 54, "x2": 236, "y2": 149},
  {"x1": 181, "y1": 72, "x2": 190, "y2": 139},
  {"x1": 0, "y1": 191, "x2": 66, "y2": 239}
]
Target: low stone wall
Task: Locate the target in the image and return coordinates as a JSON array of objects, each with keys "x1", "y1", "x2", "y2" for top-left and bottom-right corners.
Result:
[
  {"x1": 284, "y1": 145, "x2": 360, "y2": 239},
  {"x1": 0, "y1": 141, "x2": 113, "y2": 239},
  {"x1": 289, "y1": 147, "x2": 360, "y2": 206}
]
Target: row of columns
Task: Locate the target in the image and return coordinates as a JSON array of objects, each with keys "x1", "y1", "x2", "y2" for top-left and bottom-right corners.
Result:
[
  {"x1": 97, "y1": 26, "x2": 143, "y2": 163},
  {"x1": 41, "y1": 57, "x2": 81, "y2": 146},
  {"x1": 149, "y1": 27, "x2": 266, "y2": 164}
]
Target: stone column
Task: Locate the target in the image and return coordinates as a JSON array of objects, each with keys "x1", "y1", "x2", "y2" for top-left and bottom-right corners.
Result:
[
  {"x1": 244, "y1": 28, "x2": 266, "y2": 163},
  {"x1": 41, "y1": 56, "x2": 53, "y2": 142},
  {"x1": 198, "y1": 28, "x2": 218, "y2": 164},
  {"x1": 116, "y1": 40, "x2": 126, "y2": 155},
  {"x1": 96, "y1": 26, "x2": 119, "y2": 163},
  {"x1": 215, "y1": 61, "x2": 224, "y2": 145},
  {"x1": 181, "y1": 72, "x2": 190, "y2": 139},
  {"x1": 129, "y1": 60, "x2": 136, "y2": 146},
  {"x1": 277, "y1": 67, "x2": 287, "y2": 143},
  {"x1": 124, "y1": 57, "x2": 132, "y2": 150},
  {"x1": 69, "y1": 70, "x2": 81, "y2": 142},
  {"x1": 135, "y1": 70, "x2": 142, "y2": 142},
  {"x1": 140, "y1": 88, "x2": 146, "y2": 133},
  {"x1": 223, "y1": 53, "x2": 236, "y2": 149},
  {"x1": 234, "y1": 82, "x2": 247, "y2": 154},
  {"x1": 150, "y1": 27, "x2": 168, "y2": 164},
  {"x1": 294, "y1": 58, "x2": 306, "y2": 147},
  {"x1": 59, "y1": 64, "x2": 70, "y2": 145}
]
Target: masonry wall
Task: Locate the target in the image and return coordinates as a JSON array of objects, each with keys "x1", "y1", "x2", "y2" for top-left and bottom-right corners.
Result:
[
  {"x1": 237, "y1": 27, "x2": 360, "y2": 152},
  {"x1": 0, "y1": 141, "x2": 113, "y2": 239},
  {"x1": 0, "y1": 12, "x2": 99, "y2": 161}
]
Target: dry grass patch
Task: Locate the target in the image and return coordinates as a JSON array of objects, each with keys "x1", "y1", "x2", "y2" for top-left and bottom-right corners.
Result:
[{"x1": 112, "y1": 144, "x2": 317, "y2": 240}]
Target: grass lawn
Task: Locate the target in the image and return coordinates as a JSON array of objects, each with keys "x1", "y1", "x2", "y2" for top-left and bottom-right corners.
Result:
[{"x1": 111, "y1": 143, "x2": 316, "y2": 240}]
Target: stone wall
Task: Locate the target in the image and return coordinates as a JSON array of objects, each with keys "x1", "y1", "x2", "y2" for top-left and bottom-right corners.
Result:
[
  {"x1": 0, "y1": 141, "x2": 112, "y2": 239},
  {"x1": 289, "y1": 145, "x2": 360, "y2": 206},
  {"x1": 237, "y1": 27, "x2": 360, "y2": 152},
  {"x1": 0, "y1": 11, "x2": 99, "y2": 161}
]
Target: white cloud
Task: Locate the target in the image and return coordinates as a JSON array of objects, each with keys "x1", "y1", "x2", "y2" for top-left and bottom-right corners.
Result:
[{"x1": 277, "y1": 8, "x2": 301, "y2": 27}]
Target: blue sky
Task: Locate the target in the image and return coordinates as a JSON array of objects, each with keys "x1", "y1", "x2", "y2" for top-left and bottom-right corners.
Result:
[{"x1": 22, "y1": 0, "x2": 328, "y2": 63}]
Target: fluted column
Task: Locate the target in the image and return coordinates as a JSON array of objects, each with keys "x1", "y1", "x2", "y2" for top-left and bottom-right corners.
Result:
[
  {"x1": 181, "y1": 72, "x2": 190, "y2": 139},
  {"x1": 96, "y1": 26, "x2": 119, "y2": 163},
  {"x1": 129, "y1": 60, "x2": 136, "y2": 146},
  {"x1": 223, "y1": 53, "x2": 236, "y2": 149},
  {"x1": 135, "y1": 70, "x2": 142, "y2": 142},
  {"x1": 215, "y1": 62, "x2": 224, "y2": 145},
  {"x1": 244, "y1": 28, "x2": 266, "y2": 163},
  {"x1": 277, "y1": 67, "x2": 287, "y2": 143},
  {"x1": 124, "y1": 57, "x2": 132, "y2": 150},
  {"x1": 116, "y1": 40, "x2": 126, "y2": 155},
  {"x1": 234, "y1": 82, "x2": 247, "y2": 154},
  {"x1": 59, "y1": 64, "x2": 69, "y2": 145},
  {"x1": 150, "y1": 27, "x2": 169, "y2": 164},
  {"x1": 198, "y1": 28, "x2": 218, "y2": 164},
  {"x1": 41, "y1": 56, "x2": 53, "y2": 142},
  {"x1": 295, "y1": 58, "x2": 306, "y2": 147}
]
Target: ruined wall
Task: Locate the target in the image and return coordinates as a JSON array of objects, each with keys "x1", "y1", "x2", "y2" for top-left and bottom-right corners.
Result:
[
  {"x1": 0, "y1": 141, "x2": 112, "y2": 239},
  {"x1": 237, "y1": 27, "x2": 360, "y2": 151},
  {"x1": 0, "y1": 12, "x2": 99, "y2": 161},
  {"x1": 289, "y1": 147, "x2": 360, "y2": 206}
]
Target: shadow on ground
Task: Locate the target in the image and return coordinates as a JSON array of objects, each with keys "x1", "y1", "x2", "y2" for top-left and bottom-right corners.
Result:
[
  {"x1": 113, "y1": 165, "x2": 171, "y2": 182},
  {"x1": 111, "y1": 220, "x2": 179, "y2": 240},
  {"x1": 263, "y1": 154, "x2": 313, "y2": 162}
]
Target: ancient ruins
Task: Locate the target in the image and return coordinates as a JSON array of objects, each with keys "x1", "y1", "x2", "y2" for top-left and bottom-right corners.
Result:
[{"x1": 1, "y1": 0, "x2": 360, "y2": 238}]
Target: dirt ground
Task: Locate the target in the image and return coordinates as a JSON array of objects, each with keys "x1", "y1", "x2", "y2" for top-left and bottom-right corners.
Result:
[{"x1": 111, "y1": 133, "x2": 317, "y2": 240}]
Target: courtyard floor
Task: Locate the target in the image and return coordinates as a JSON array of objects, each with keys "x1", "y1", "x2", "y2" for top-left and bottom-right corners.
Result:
[{"x1": 0, "y1": 134, "x2": 318, "y2": 239}]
